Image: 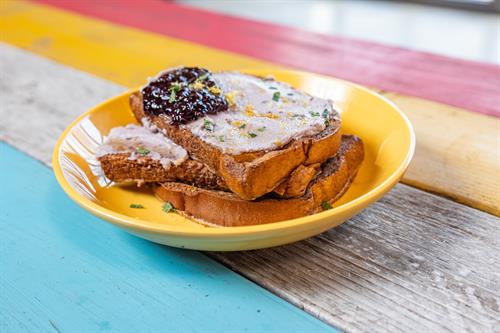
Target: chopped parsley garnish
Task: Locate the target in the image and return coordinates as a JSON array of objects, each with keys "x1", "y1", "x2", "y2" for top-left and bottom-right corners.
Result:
[
  {"x1": 248, "y1": 132, "x2": 257, "y2": 138},
  {"x1": 168, "y1": 82, "x2": 181, "y2": 103},
  {"x1": 321, "y1": 201, "x2": 333, "y2": 210},
  {"x1": 162, "y1": 202, "x2": 176, "y2": 213},
  {"x1": 170, "y1": 81, "x2": 182, "y2": 91},
  {"x1": 257, "y1": 126, "x2": 266, "y2": 132},
  {"x1": 197, "y1": 73, "x2": 209, "y2": 81},
  {"x1": 287, "y1": 93, "x2": 294, "y2": 96},
  {"x1": 322, "y1": 109, "x2": 330, "y2": 126},
  {"x1": 169, "y1": 89, "x2": 177, "y2": 103},
  {"x1": 130, "y1": 204, "x2": 145, "y2": 209},
  {"x1": 268, "y1": 86, "x2": 278, "y2": 90},
  {"x1": 239, "y1": 124, "x2": 247, "y2": 129},
  {"x1": 292, "y1": 114, "x2": 302, "y2": 118},
  {"x1": 272, "y1": 91, "x2": 280, "y2": 102},
  {"x1": 203, "y1": 119, "x2": 215, "y2": 131},
  {"x1": 310, "y1": 111, "x2": 320, "y2": 117},
  {"x1": 218, "y1": 135, "x2": 226, "y2": 142},
  {"x1": 135, "y1": 146, "x2": 150, "y2": 155}
]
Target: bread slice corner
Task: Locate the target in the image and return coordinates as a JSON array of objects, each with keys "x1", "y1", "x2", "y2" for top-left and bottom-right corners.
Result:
[{"x1": 98, "y1": 154, "x2": 228, "y2": 190}]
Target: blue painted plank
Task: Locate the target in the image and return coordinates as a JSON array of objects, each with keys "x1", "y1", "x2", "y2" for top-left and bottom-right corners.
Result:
[{"x1": 0, "y1": 143, "x2": 338, "y2": 333}]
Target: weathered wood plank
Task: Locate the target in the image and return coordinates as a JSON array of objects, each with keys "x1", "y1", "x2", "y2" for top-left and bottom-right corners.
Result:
[
  {"x1": 211, "y1": 185, "x2": 499, "y2": 332},
  {"x1": 0, "y1": 42, "x2": 124, "y2": 165},
  {"x1": 1, "y1": 44, "x2": 499, "y2": 333},
  {"x1": 378, "y1": 91, "x2": 500, "y2": 216}
]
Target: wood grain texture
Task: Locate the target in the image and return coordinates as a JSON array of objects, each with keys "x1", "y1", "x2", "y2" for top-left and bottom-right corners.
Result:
[
  {"x1": 379, "y1": 91, "x2": 500, "y2": 216},
  {"x1": 211, "y1": 185, "x2": 500, "y2": 332},
  {"x1": 0, "y1": 143, "x2": 336, "y2": 333},
  {"x1": 0, "y1": 43, "x2": 124, "y2": 165},
  {"x1": 1, "y1": 43, "x2": 499, "y2": 333},
  {"x1": 1, "y1": 3, "x2": 498, "y2": 215},
  {"x1": 36, "y1": 0, "x2": 500, "y2": 117},
  {"x1": 0, "y1": 1, "x2": 277, "y2": 90}
]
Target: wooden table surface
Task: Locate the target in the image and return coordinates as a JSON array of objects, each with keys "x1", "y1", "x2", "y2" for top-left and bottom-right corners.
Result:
[{"x1": 1, "y1": 1, "x2": 499, "y2": 332}]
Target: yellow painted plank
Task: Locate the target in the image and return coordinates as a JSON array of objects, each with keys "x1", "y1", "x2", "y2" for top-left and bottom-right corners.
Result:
[
  {"x1": 0, "y1": 0, "x2": 282, "y2": 87},
  {"x1": 381, "y1": 92, "x2": 500, "y2": 215},
  {"x1": 1, "y1": 0, "x2": 498, "y2": 215}
]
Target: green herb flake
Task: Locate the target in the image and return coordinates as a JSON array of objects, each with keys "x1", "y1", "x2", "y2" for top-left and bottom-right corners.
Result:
[
  {"x1": 309, "y1": 111, "x2": 320, "y2": 117},
  {"x1": 248, "y1": 132, "x2": 257, "y2": 138},
  {"x1": 257, "y1": 126, "x2": 266, "y2": 132},
  {"x1": 169, "y1": 89, "x2": 177, "y2": 103},
  {"x1": 239, "y1": 124, "x2": 247, "y2": 129},
  {"x1": 168, "y1": 82, "x2": 182, "y2": 103},
  {"x1": 203, "y1": 119, "x2": 214, "y2": 131},
  {"x1": 197, "y1": 73, "x2": 209, "y2": 81},
  {"x1": 135, "y1": 146, "x2": 150, "y2": 156},
  {"x1": 268, "y1": 86, "x2": 278, "y2": 90},
  {"x1": 272, "y1": 91, "x2": 280, "y2": 102},
  {"x1": 321, "y1": 201, "x2": 333, "y2": 211},
  {"x1": 130, "y1": 204, "x2": 145, "y2": 209},
  {"x1": 162, "y1": 202, "x2": 176, "y2": 213},
  {"x1": 218, "y1": 135, "x2": 226, "y2": 142},
  {"x1": 322, "y1": 109, "x2": 331, "y2": 126},
  {"x1": 170, "y1": 81, "x2": 181, "y2": 92}
]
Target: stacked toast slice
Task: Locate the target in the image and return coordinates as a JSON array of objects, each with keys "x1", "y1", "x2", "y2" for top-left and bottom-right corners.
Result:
[{"x1": 96, "y1": 67, "x2": 364, "y2": 226}]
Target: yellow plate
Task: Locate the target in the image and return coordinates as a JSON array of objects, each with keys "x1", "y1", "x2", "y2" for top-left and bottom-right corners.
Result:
[{"x1": 53, "y1": 70, "x2": 415, "y2": 251}]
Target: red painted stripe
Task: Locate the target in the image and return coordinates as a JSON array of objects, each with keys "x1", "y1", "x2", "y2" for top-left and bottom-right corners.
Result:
[{"x1": 36, "y1": 0, "x2": 500, "y2": 117}]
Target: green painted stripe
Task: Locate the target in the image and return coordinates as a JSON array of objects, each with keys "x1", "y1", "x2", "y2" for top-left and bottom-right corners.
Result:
[{"x1": 0, "y1": 142, "x2": 338, "y2": 333}]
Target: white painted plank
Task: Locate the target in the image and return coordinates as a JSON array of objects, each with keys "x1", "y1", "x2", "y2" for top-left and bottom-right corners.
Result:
[{"x1": 0, "y1": 42, "x2": 124, "y2": 165}]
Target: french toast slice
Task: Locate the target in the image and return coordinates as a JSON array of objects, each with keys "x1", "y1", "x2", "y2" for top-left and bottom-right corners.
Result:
[
  {"x1": 97, "y1": 124, "x2": 322, "y2": 196},
  {"x1": 99, "y1": 154, "x2": 228, "y2": 190},
  {"x1": 131, "y1": 92, "x2": 342, "y2": 200},
  {"x1": 96, "y1": 124, "x2": 227, "y2": 190},
  {"x1": 154, "y1": 135, "x2": 364, "y2": 227},
  {"x1": 99, "y1": 152, "x2": 323, "y2": 197}
]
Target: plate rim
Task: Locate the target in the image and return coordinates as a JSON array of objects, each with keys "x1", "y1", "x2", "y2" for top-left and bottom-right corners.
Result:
[{"x1": 52, "y1": 69, "x2": 416, "y2": 238}]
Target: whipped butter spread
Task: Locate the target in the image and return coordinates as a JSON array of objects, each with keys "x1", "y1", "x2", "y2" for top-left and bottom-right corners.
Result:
[
  {"x1": 141, "y1": 67, "x2": 339, "y2": 155},
  {"x1": 96, "y1": 124, "x2": 188, "y2": 168}
]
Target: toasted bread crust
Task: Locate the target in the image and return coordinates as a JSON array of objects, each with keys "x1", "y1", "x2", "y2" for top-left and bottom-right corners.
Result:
[
  {"x1": 130, "y1": 92, "x2": 342, "y2": 200},
  {"x1": 273, "y1": 163, "x2": 321, "y2": 198},
  {"x1": 98, "y1": 154, "x2": 228, "y2": 190},
  {"x1": 154, "y1": 135, "x2": 364, "y2": 227}
]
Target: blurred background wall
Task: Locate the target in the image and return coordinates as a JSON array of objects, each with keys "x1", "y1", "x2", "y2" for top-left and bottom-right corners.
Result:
[{"x1": 179, "y1": 0, "x2": 500, "y2": 64}]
